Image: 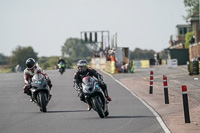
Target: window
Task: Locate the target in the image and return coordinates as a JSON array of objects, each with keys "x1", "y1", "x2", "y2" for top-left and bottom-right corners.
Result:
[
  {"x1": 184, "y1": 27, "x2": 187, "y2": 35},
  {"x1": 179, "y1": 28, "x2": 183, "y2": 35}
]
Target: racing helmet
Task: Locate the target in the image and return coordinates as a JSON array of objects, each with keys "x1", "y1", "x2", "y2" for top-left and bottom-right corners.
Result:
[
  {"x1": 26, "y1": 58, "x2": 36, "y2": 69},
  {"x1": 77, "y1": 60, "x2": 88, "y2": 73}
]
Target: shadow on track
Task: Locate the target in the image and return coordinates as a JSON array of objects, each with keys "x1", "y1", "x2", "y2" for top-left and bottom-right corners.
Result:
[
  {"x1": 47, "y1": 110, "x2": 88, "y2": 113},
  {"x1": 106, "y1": 115, "x2": 154, "y2": 119}
]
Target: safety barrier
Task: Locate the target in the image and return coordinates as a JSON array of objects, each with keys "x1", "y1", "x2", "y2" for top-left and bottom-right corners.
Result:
[
  {"x1": 149, "y1": 71, "x2": 153, "y2": 94},
  {"x1": 104, "y1": 61, "x2": 116, "y2": 74},
  {"x1": 163, "y1": 75, "x2": 169, "y2": 104},
  {"x1": 188, "y1": 61, "x2": 199, "y2": 75},
  {"x1": 182, "y1": 85, "x2": 191, "y2": 123},
  {"x1": 162, "y1": 60, "x2": 167, "y2": 65},
  {"x1": 91, "y1": 57, "x2": 107, "y2": 70},
  {"x1": 94, "y1": 59, "x2": 167, "y2": 73},
  {"x1": 133, "y1": 60, "x2": 150, "y2": 68}
]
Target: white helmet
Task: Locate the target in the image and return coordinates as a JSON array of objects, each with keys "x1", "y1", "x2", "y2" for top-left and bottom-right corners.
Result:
[{"x1": 77, "y1": 60, "x2": 88, "y2": 73}]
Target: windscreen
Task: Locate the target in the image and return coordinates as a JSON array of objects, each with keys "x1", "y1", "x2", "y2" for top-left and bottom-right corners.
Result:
[
  {"x1": 82, "y1": 76, "x2": 95, "y2": 86},
  {"x1": 32, "y1": 74, "x2": 45, "y2": 83}
]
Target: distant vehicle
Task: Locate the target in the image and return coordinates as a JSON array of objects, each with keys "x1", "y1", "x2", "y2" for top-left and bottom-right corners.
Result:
[
  {"x1": 58, "y1": 62, "x2": 65, "y2": 75},
  {"x1": 15, "y1": 64, "x2": 21, "y2": 73}
]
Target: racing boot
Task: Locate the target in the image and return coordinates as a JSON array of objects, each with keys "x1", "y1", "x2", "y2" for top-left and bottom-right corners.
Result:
[
  {"x1": 30, "y1": 97, "x2": 33, "y2": 102},
  {"x1": 106, "y1": 96, "x2": 112, "y2": 101},
  {"x1": 49, "y1": 94, "x2": 52, "y2": 100},
  {"x1": 87, "y1": 104, "x2": 92, "y2": 111}
]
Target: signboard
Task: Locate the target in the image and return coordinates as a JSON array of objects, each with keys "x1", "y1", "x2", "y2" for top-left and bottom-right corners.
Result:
[{"x1": 167, "y1": 59, "x2": 178, "y2": 68}]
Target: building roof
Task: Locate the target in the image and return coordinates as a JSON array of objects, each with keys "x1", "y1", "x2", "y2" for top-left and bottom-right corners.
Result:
[
  {"x1": 176, "y1": 24, "x2": 190, "y2": 28},
  {"x1": 187, "y1": 12, "x2": 199, "y2": 22}
]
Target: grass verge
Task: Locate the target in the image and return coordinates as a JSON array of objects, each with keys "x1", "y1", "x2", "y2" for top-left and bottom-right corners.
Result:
[{"x1": 0, "y1": 68, "x2": 12, "y2": 73}]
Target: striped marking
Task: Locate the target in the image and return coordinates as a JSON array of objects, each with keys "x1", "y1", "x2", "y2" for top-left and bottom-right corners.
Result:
[{"x1": 182, "y1": 92, "x2": 188, "y2": 94}]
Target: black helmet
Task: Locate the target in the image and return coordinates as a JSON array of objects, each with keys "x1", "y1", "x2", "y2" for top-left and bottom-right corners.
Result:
[
  {"x1": 26, "y1": 58, "x2": 36, "y2": 69},
  {"x1": 77, "y1": 60, "x2": 87, "y2": 73}
]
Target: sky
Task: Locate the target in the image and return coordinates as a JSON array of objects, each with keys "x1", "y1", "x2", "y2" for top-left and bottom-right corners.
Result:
[{"x1": 0, "y1": 0, "x2": 188, "y2": 57}]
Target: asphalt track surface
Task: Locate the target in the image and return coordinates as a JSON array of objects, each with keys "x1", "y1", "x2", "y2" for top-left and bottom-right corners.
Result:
[{"x1": 0, "y1": 69, "x2": 165, "y2": 133}]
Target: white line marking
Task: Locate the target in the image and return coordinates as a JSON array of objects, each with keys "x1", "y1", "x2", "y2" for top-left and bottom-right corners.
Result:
[{"x1": 102, "y1": 70, "x2": 171, "y2": 133}]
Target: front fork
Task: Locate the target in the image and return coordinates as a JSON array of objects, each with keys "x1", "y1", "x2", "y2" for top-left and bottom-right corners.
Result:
[
  {"x1": 85, "y1": 95, "x2": 105, "y2": 111},
  {"x1": 31, "y1": 91, "x2": 49, "y2": 105}
]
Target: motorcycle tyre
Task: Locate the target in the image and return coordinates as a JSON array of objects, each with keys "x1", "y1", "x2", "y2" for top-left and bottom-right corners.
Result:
[
  {"x1": 60, "y1": 68, "x2": 64, "y2": 75},
  {"x1": 59, "y1": 69, "x2": 63, "y2": 75},
  {"x1": 92, "y1": 97, "x2": 105, "y2": 118},
  {"x1": 38, "y1": 92, "x2": 47, "y2": 112}
]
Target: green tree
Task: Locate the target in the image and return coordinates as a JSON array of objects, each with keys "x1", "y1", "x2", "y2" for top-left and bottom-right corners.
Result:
[
  {"x1": 185, "y1": 31, "x2": 194, "y2": 49},
  {"x1": 0, "y1": 53, "x2": 7, "y2": 65},
  {"x1": 130, "y1": 48, "x2": 155, "y2": 60},
  {"x1": 8, "y1": 46, "x2": 38, "y2": 69},
  {"x1": 39, "y1": 56, "x2": 73, "y2": 70},
  {"x1": 184, "y1": 0, "x2": 199, "y2": 17},
  {"x1": 63, "y1": 58, "x2": 73, "y2": 68},
  {"x1": 159, "y1": 49, "x2": 168, "y2": 59},
  {"x1": 40, "y1": 56, "x2": 59, "y2": 70},
  {"x1": 38, "y1": 56, "x2": 49, "y2": 64},
  {"x1": 61, "y1": 38, "x2": 93, "y2": 58}
]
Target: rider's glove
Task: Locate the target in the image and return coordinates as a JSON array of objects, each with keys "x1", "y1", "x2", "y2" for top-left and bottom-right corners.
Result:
[
  {"x1": 98, "y1": 75, "x2": 103, "y2": 81},
  {"x1": 98, "y1": 75, "x2": 104, "y2": 84},
  {"x1": 77, "y1": 87, "x2": 83, "y2": 97},
  {"x1": 28, "y1": 83, "x2": 32, "y2": 88}
]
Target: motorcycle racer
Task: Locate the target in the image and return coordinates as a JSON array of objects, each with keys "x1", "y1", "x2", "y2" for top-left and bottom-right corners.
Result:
[
  {"x1": 73, "y1": 60, "x2": 112, "y2": 110},
  {"x1": 57, "y1": 57, "x2": 66, "y2": 74},
  {"x1": 23, "y1": 58, "x2": 52, "y2": 100},
  {"x1": 57, "y1": 57, "x2": 66, "y2": 66}
]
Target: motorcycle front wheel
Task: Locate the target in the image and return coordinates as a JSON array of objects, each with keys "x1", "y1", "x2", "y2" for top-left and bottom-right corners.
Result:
[
  {"x1": 38, "y1": 92, "x2": 47, "y2": 112},
  {"x1": 92, "y1": 96, "x2": 105, "y2": 118}
]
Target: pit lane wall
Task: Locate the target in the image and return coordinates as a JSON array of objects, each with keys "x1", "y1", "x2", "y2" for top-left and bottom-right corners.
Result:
[
  {"x1": 91, "y1": 57, "x2": 155, "y2": 74},
  {"x1": 91, "y1": 57, "x2": 107, "y2": 70},
  {"x1": 133, "y1": 60, "x2": 150, "y2": 69},
  {"x1": 91, "y1": 57, "x2": 116, "y2": 73}
]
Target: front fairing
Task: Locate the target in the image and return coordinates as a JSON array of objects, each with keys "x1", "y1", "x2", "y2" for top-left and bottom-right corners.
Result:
[
  {"x1": 30, "y1": 74, "x2": 49, "y2": 95},
  {"x1": 58, "y1": 62, "x2": 65, "y2": 68},
  {"x1": 82, "y1": 76, "x2": 99, "y2": 96},
  {"x1": 82, "y1": 76, "x2": 108, "y2": 113},
  {"x1": 32, "y1": 75, "x2": 47, "y2": 88}
]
